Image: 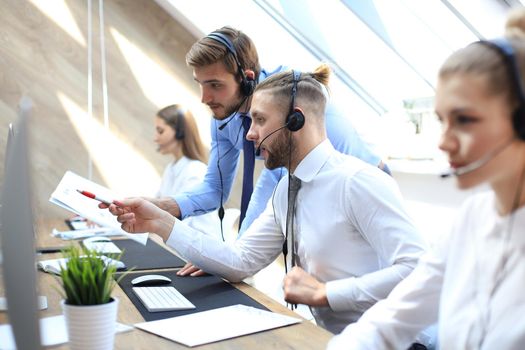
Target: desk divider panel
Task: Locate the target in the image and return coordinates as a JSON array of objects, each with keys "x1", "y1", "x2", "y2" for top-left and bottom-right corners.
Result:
[{"x1": 116, "y1": 271, "x2": 269, "y2": 322}]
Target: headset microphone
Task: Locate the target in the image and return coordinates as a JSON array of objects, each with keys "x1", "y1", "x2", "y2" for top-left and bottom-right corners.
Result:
[
  {"x1": 440, "y1": 138, "x2": 514, "y2": 178},
  {"x1": 254, "y1": 124, "x2": 289, "y2": 157},
  {"x1": 218, "y1": 115, "x2": 235, "y2": 130}
]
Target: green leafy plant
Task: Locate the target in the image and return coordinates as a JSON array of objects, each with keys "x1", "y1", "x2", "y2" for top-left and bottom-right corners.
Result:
[{"x1": 58, "y1": 245, "x2": 123, "y2": 306}]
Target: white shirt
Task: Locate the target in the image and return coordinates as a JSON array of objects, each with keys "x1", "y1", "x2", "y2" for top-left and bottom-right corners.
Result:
[
  {"x1": 158, "y1": 156, "x2": 221, "y2": 237},
  {"x1": 167, "y1": 140, "x2": 426, "y2": 333},
  {"x1": 328, "y1": 190, "x2": 525, "y2": 349}
]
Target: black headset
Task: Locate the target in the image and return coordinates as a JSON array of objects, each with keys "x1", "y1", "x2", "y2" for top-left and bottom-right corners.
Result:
[
  {"x1": 286, "y1": 70, "x2": 305, "y2": 132},
  {"x1": 174, "y1": 110, "x2": 185, "y2": 140},
  {"x1": 206, "y1": 32, "x2": 256, "y2": 97},
  {"x1": 479, "y1": 38, "x2": 525, "y2": 140}
]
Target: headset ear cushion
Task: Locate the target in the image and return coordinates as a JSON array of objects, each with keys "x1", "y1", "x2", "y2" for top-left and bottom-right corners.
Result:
[
  {"x1": 513, "y1": 107, "x2": 525, "y2": 141},
  {"x1": 175, "y1": 112, "x2": 185, "y2": 140},
  {"x1": 286, "y1": 109, "x2": 305, "y2": 132},
  {"x1": 240, "y1": 78, "x2": 256, "y2": 97}
]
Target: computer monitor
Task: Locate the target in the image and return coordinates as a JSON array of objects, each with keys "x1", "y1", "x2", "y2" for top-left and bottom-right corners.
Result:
[{"x1": 0, "y1": 96, "x2": 41, "y2": 349}]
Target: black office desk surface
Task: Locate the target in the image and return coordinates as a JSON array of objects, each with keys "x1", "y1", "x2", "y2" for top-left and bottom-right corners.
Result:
[
  {"x1": 116, "y1": 271, "x2": 269, "y2": 321},
  {"x1": 112, "y1": 238, "x2": 185, "y2": 270}
]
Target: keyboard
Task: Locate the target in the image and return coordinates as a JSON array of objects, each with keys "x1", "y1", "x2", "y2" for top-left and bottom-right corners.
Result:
[{"x1": 132, "y1": 286, "x2": 196, "y2": 312}]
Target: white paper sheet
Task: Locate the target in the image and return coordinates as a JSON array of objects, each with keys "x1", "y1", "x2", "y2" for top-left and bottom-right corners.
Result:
[
  {"x1": 52, "y1": 227, "x2": 121, "y2": 240},
  {"x1": 49, "y1": 171, "x2": 148, "y2": 245},
  {"x1": 82, "y1": 236, "x2": 122, "y2": 254},
  {"x1": 134, "y1": 304, "x2": 302, "y2": 347},
  {"x1": 37, "y1": 255, "x2": 126, "y2": 275},
  {"x1": 0, "y1": 315, "x2": 133, "y2": 349}
]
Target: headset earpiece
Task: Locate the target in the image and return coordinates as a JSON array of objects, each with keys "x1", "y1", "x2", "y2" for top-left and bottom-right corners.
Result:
[
  {"x1": 286, "y1": 108, "x2": 305, "y2": 132},
  {"x1": 239, "y1": 73, "x2": 256, "y2": 97},
  {"x1": 513, "y1": 106, "x2": 525, "y2": 140},
  {"x1": 285, "y1": 70, "x2": 304, "y2": 132},
  {"x1": 207, "y1": 32, "x2": 255, "y2": 97},
  {"x1": 175, "y1": 111, "x2": 185, "y2": 140},
  {"x1": 175, "y1": 127, "x2": 184, "y2": 140}
]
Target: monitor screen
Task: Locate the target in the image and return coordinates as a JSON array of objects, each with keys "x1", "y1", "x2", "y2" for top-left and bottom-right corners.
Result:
[{"x1": 0, "y1": 96, "x2": 41, "y2": 349}]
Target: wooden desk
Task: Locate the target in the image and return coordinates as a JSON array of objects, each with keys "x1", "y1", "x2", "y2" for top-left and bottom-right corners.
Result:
[{"x1": 1, "y1": 219, "x2": 332, "y2": 349}]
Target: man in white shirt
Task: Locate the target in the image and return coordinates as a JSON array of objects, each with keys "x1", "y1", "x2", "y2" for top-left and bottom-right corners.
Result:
[{"x1": 108, "y1": 64, "x2": 427, "y2": 335}]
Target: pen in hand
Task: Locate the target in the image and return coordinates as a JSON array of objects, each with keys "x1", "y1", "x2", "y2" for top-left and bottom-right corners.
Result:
[{"x1": 77, "y1": 189, "x2": 114, "y2": 206}]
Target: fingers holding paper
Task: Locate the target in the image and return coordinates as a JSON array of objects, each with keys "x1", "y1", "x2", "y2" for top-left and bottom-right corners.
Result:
[
  {"x1": 283, "y1": 266, "x2": 328, "y2": 307},
  {"x1": 104, "y1": 197, "x2": 175, "y2": 241}
]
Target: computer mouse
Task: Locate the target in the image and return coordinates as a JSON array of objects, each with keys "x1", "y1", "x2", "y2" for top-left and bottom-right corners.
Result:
[{"x1": 131, "y1": 274, "x2": 172, "y2": 287}]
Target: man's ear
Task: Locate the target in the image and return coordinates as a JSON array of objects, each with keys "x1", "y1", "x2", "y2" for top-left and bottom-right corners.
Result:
[
  {"x1": 293, "y1": 106, "x2": 305, "y2": 115},
  {"x1": 244, "y1": 69, "x2": 255, "y2": 81}
]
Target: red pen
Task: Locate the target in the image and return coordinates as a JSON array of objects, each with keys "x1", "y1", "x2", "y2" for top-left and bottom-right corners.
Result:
[{"x1": 77, "y1": 189, "x2": 114, "y2": 205}]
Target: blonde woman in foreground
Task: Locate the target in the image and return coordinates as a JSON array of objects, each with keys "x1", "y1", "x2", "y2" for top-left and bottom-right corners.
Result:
[{"x1": 329, "y1": 10, "x2": 525, "y2": 350}]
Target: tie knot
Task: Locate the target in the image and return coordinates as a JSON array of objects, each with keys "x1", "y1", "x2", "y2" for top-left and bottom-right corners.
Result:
[{"x1": 289, "y1": 175, "x2": 302, "y2": 192}]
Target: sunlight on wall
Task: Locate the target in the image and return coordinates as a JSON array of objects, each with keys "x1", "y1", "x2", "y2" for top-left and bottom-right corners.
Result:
[
  {"x1": 29, "y1": 0, "x2": 86, "y2": 47},
  {"x1": 57, "y1": 91, "x2": 160, "y2": 197},
  {"x1": 110, "y1": 27, "x2": 211, "y2": 145}
]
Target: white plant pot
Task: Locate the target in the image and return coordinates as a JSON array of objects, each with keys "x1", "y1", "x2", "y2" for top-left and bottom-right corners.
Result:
[{"x1": 61, "y1": 298, "x2": 119, "y2": 350}]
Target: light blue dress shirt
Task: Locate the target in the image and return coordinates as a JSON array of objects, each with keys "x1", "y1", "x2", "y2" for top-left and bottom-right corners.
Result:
[{"x1": 174, "y1": 65, "x2": 381, "y2": 234}]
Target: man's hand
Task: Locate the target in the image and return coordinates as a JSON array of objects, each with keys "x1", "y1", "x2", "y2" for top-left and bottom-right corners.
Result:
[
  {"x1": 283, "y1": 266, "x2": 328, "y2": 307},
  {"x1": 177, "y1": 262, "x2": 208, "y2": 277},
  {"x1": 104, "y1": 198, "x2": 176, "y2": 241}
]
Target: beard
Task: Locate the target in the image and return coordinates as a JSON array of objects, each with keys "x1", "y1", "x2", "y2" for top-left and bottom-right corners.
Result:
[
  {"x1": 264, "y1": 129, "x2": 296, "y2": 170},
  {"x1": 216, "y1": 91, "x2": 245, "y2": 120}
]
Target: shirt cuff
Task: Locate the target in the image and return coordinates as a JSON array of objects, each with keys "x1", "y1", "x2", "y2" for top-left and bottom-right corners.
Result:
[
  {"x1": 173, "y1": 193, "x2": 191, "y2": 220},
  {"x1": 165, "y1": 218, "x2": 192, "y2": 252},
  {"x1": 326, "y1": 277, "x2": 358, "y2": 312}
]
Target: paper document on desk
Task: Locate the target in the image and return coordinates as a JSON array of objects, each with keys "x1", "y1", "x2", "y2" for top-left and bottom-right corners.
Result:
[
  {"x1": 0, "y1": 315, "x2": 132, "y2": 349},
  {"x1": 37, "y1": 255, "x2": 126, "y2": 275},
  {"x1": 49, "y1": 171, "x2": 148, "y2": 245},
  {"x1": 52, "y1": 227, "x2": 121, "y2": 240},
  {"x1": 134, "y1": 304, "x2": 302, "y2": 347}
]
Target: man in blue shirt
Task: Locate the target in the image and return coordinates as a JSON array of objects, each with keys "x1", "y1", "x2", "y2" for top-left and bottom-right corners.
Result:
[{"x1": 151, "y1": 26, "x2": 389, "y2": 237}]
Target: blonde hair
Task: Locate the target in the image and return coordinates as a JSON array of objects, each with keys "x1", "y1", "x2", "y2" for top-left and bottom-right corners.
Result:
[
  {"x1": 439, "y1": 16, "x2": 525, "y2": 109},
  {"x1": 156, "y1": 105, "x2": 208, "y2": 163},
  {"x1": 254, "y1": 63, "x2": 331, "y2": 120}
]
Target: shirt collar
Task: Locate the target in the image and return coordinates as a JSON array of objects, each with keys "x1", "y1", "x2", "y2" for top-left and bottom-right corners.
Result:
[{"x1": 292, "y1": 139, "x2": 333, "y2": 183}]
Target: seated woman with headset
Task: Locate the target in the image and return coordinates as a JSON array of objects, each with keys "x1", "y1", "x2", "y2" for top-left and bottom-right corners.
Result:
[{"x1": 153, "y1": 105, "x2": 228, "y2": 240}]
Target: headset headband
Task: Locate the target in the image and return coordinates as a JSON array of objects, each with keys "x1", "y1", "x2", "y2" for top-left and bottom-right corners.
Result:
[{"x1": 480, "y1": 39, "x2": 525, "y2": 108}]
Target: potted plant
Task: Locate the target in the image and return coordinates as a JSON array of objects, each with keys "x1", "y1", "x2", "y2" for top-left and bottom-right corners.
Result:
[{"x1": 57, "y1": 245, "x2": 123, "y2": 350}]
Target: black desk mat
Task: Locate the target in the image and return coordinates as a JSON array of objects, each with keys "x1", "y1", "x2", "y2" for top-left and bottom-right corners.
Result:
[
  {"x1": 112, "y1": 238, "x2": 185, "y2": 270},
  {"x1": 116, "y1": 271, "x2": 269, "y2": 322}
]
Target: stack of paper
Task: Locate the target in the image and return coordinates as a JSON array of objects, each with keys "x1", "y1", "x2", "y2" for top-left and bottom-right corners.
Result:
[{"x1": 49, "y1": 171, "x2": 148, "y2": 245}]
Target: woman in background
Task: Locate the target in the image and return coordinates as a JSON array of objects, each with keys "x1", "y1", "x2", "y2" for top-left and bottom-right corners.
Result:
[
  {"x1": 154, "y1": 104, "x2": 221, "y2": 239},
  {"x1": 155, "y1": 105, "x2": 207, "y2": 196},
  {"x1": 328, "y1": 9, "x2": 525, "y2": 350}
]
